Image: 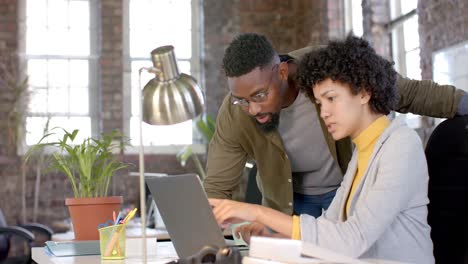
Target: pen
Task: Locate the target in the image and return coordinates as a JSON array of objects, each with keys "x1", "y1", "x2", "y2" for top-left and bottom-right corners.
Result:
[
  {"x1": 115, "y1": 212, "x2": 122, "y2": 225},
  {"x1": 122, "y1": 208, "x2": 138, "y2": 224}
]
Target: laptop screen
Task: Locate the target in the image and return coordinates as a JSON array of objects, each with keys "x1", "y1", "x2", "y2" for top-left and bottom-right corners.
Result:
[{"x1": 145, "y1": 174, "x2": 227, "y2": 258}]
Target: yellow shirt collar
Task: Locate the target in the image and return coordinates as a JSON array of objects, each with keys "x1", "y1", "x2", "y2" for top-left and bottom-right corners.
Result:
[{"x1": 352, "y1": 115, "x2": 390, "y2": 151}]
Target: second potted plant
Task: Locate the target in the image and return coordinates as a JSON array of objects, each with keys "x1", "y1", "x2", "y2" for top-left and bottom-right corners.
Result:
[{"x1": 27, "y1": 129, "x2": 130, "y2": 240}]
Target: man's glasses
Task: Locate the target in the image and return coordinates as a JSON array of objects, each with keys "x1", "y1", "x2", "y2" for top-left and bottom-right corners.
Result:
[{"x1": 231, "y1": 64, "x2": 278, "y2": 108}]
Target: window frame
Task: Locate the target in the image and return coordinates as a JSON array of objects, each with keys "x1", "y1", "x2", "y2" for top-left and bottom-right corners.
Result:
[
  {"x1": 388, "y1": 0, "x2": 423, "y2": 129},
  {"x1": 344, "y1": 0, "x2": 364, "y2": 37},
  {"x1": 388, "y1": 1, "x2": 419, "y2": 79},
  {"x1": 17, "y1": 0, "x2": 100, "y2": 154}
]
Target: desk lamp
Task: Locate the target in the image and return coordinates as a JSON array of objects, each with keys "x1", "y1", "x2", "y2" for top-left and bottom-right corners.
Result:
[{"x1": 138, "y1": 45, "x2": 204, "y2": 261}]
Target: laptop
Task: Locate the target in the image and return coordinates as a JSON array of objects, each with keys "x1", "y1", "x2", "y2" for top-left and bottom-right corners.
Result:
[{"x1": 145, "y1": 173, "x2": 227, "y2": 258}]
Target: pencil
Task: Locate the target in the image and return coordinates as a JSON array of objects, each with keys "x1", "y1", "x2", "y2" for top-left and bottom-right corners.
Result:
[{"x1": 104, "y1": 225, "x2": 122, "y2": 257}]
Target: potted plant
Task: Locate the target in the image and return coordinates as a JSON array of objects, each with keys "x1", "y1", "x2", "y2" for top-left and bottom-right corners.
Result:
[{"x1": 26, "y1": 128, "x2": 130, "y2": 240}]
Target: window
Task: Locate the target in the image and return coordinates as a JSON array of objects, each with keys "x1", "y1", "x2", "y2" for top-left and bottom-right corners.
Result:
[
  {"x1": 389, "y1": 0, "x2": 421, "y2": 128},
  {"x1": 124, "y1": 0, "x2": 202, "y2": 149},
  {"x1": 390, "y1": 0, "x2": 420, "y2": 80},
  {"x1": 433, "y1": 41, "x2": 468, "y2": 127},
  {"x1": 433, "y1": 41, "x2": 468, "y2": 93},
  {"x1": 22, "y1": 0, "x2": 98, "y2": 147},
  {"x1": 345, "y1": 0, "x2": 364, "y2": 37}
]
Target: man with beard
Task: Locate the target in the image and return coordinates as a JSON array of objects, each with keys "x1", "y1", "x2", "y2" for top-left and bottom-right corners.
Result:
[{"x1": 203, "y1": 33, "x2": 468, "y2": 217}]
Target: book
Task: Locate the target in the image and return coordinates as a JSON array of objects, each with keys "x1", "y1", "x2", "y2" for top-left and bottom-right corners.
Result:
[
  {"x1": 301, "y1": 241, "x2": 370, "y2": 264},
  {"x1": 243, "y1": 256, "x2": 324, "y2": 264},
  {"x1": 248, "y1": 237, "x2": 320, "y2": 263},
  {"x1": 45, "y1": 240, "x2": 100, "y2": 257},
  {"x1": 247, "y1": 237, "x2": 370, "y2": 264}
]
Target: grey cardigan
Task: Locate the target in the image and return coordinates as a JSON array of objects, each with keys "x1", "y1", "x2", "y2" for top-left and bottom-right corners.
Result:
[{"x1": 300, "y1": 116, "x2": 434, "y2": 264}]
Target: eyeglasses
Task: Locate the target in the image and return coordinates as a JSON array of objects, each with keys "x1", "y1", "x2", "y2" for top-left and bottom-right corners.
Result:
[{"x1": 231, "y1": 64, "x2": 278, "y2": 107}]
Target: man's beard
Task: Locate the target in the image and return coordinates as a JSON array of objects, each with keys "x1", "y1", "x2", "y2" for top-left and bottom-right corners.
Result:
[{"x1": 255, "y1": 112, "x2": 280, "y2": 133}]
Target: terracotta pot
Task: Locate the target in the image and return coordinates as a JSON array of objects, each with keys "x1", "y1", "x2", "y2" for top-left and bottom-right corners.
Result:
[{"x1": 65, "y1": 196, "x2": 123, "y2": 240}]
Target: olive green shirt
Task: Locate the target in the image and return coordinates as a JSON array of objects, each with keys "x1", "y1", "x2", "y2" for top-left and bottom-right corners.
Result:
[{"x1": 204, "y1": 47, "x2": 465, "y2": 215}]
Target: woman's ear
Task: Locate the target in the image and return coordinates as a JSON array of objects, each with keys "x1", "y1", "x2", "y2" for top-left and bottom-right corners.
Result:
[{"x1": 359, "y1": 89, "x2": 371, "y2": 105}]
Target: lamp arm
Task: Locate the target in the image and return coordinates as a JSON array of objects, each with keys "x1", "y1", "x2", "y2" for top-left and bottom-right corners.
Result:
[
  {"x1": 139, "y1": 67, "x2": 162, "y2": 75},
  {"x1": 139, "y1": 67, "x2": 162, "y2": 82},
  {"x1": 138, "y1": 67, "x2": 151, "y2": 262}
]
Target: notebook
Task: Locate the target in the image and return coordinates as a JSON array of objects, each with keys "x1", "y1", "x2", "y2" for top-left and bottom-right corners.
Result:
[
  {"x1": 45, "y1": 240, "x2": 100, "y2": 256},
  {"x1": 145, "y1": 173, "x2": 227, "y2": 258}
]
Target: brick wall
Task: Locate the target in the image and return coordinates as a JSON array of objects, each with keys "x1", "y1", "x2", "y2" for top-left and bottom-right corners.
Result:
[
  {"x1": 418, "y1": 0, "x2": 468, "y2": 79},
  {"x1": 0, "y1": 0, "x2": 331, "y2": 226},
  {"x1": 0, "y1": 0, "x2": 23, "y2": 224},
  {"x1": 0, "y1": 0, "x2": 19, "y2": 158},
  {"x1": 202, "y1": 0, "x2": 235, "y2": 117},
  {"x1": 362, "y1": 0, "x2": 391, "y2": 59},
  {"x1": 328, "y1": 0, "x2": 346, "y2": 40},
  {"x1": 101, "y1": 0, "x2": 124, "y2": 134}
]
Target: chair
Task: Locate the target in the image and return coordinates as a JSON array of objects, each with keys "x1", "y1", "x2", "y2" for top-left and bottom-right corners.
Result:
[
  {"x1": 425, "y1": 115, "x2": 468, "y2": 263},
  {"x1": 0, "y1": 209, "x2": 53, "y2": 264}
]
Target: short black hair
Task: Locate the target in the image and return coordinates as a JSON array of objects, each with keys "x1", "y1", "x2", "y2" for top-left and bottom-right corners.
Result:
[
  {"x1": 297, "y1": 35, "x2": 398, "y2": 115},
  {"x1": 223, "y1": 33, "x2": 277, "y2": 77}
]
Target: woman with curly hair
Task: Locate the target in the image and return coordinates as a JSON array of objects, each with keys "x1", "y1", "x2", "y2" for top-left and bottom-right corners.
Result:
[{"x1": 209, "y1": 35, "x2": 434, "y2": 263}]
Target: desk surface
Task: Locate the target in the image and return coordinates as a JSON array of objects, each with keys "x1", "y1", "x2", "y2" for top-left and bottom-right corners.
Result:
[
  {"x1": 52, "y1": 227, "x2": 170, "y2": 241},
  {"x1": 32, "y1": 238, "x2": 178, "y2": 264},
  {"x1": 33, "y1": 238, "x2": 405, "y2": 264},
  {"x1": 52, "y1": 227, "x2": 231, "y2": 241}
]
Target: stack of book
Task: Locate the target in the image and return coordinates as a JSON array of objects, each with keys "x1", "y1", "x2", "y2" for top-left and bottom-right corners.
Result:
[{"x1": 243, "y1": 237, "x2": 370, "y2": 264}]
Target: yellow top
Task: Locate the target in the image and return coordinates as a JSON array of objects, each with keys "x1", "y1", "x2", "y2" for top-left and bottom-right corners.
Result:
[
  {"x1": 291, "y1": 215, "x2": 301, "y2": 240},
  {"x1": 345, "y1": 115, "x2": 390, "y2": 217}
]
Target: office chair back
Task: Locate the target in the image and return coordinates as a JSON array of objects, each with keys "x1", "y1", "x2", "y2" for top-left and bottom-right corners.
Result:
[
  {"x1": 425, "y1": 115, "x2": 468, "y2": 263},
  {"x1": 0, "y1": 209, "x2": 9, "y2": 260},
  {"x1": 0, "y1": 208, "x2": 54, "y2": 264}
]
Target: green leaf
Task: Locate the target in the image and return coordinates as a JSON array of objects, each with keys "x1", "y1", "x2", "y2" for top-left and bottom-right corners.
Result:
[
  {"x1": 176, "y1": 145, "x2": 193, "y2": 167},
  {"x1": 196, "y1": 114, "x2": 215, "y2": 142}
]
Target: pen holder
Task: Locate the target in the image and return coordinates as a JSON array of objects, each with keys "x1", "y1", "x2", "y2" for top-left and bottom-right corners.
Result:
[{"x1": 99, "y1": 224, "x2": 126, "y2": 260}]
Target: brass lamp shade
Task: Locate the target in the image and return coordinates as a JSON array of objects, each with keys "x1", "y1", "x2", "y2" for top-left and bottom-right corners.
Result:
[{"x1": 142, "y1": 45, "x2": 204, "y2": 125}]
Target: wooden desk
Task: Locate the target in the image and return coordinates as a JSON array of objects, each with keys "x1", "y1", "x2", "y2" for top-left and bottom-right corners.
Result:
[{"x1": 32, "y1": 238, "x2": 178, "y2": 264}]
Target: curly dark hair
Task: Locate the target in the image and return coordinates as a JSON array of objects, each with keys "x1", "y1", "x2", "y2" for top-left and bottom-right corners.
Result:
[
  {"x1": 297, "y1": 35, "x2": 398, "y2": 115},
  {"x1": 223, "y1": 33, "x2": 277, "y2": 77}
]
